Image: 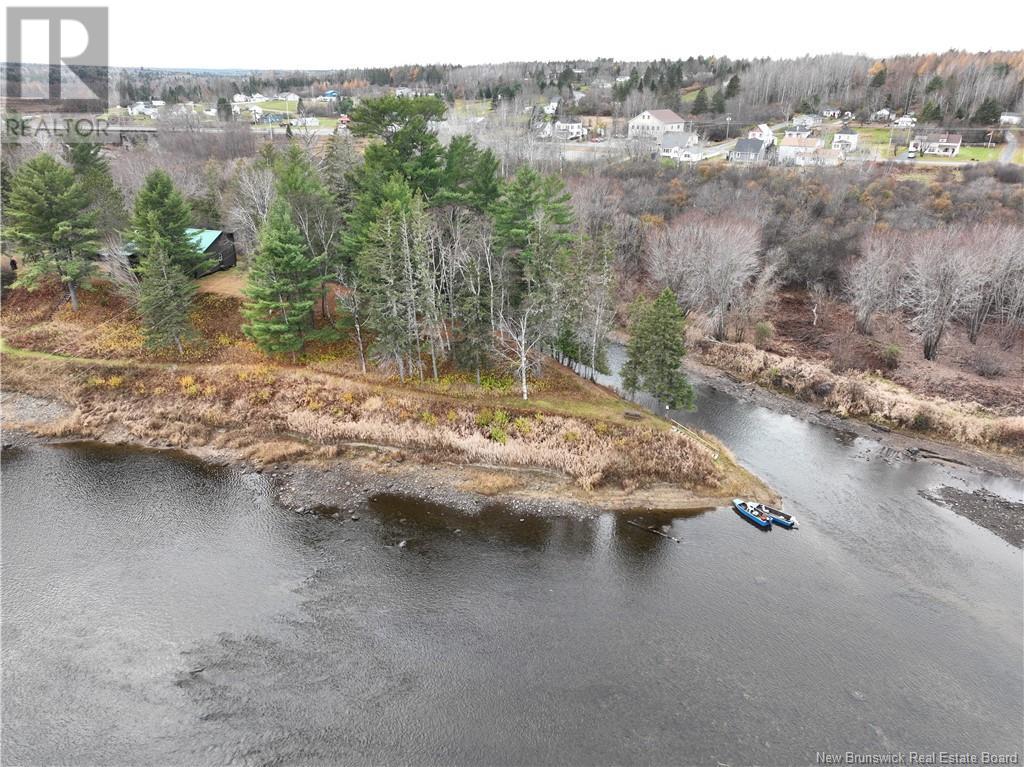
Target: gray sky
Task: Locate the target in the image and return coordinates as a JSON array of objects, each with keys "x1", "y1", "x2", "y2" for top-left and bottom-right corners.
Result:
[{"x1": 8, "y1": 0, "x2": 1024, "y2": 70}]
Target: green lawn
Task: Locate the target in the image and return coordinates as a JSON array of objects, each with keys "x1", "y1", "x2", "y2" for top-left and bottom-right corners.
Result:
[
  {"x1": 916, "y1": 146, "x2": 1001, "y2": 163},
  {"x1": 258, "y1": 99, "x2": 300, "y2": 113}
]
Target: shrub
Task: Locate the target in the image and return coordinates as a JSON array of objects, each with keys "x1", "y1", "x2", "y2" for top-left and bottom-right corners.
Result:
[
  {"x1": 488, "y1": 424, "x2": 507, "y2": 444},
  {"x1": 420, "y1": 411, "x2": 438, "y2": 427},
  {"x1": 881, "y1": 344, "x2": 901, "y2": 371},
  {"x1": 912, "y1": 410, "x2": 933, "y2": 431},
  {"x1": 513, "y1": 416, "x2": 532, "y2": 435},
  {"x1": 753, "y1": 321, "x2": 775, "y2": 350},
  {"x1": 972, "y1": 350, "x2": 1004, "y2": 379},
  {"x1": 475, "y1": 408, "x2": 493, "y2": 427}
]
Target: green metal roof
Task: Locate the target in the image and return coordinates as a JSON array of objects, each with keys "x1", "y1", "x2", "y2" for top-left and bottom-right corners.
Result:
[{"x1": 186, "y1": 228, "x2": 222, "y2": 252}]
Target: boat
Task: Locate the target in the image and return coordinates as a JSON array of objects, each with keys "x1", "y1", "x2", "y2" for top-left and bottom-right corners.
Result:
[
  {"x1": 754, "y1": 503, "x2": 799, "y2": 529},
  {"x1": 732, "y1": 499, "x2": 772, "y2": 530}
]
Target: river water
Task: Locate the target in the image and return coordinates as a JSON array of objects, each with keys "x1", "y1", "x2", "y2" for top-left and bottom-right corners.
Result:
[{"x1": 2, "y1": 361, "x2": 1022, "y2": 765}]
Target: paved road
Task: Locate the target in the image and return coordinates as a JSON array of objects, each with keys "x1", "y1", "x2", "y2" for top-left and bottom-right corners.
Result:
[{"x1": 1001, "y1": 130, "x2": 1018, "y2": 164}]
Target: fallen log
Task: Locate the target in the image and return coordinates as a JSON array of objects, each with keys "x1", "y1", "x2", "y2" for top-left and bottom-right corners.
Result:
[{"x1": 625, "y1": 520, "x2": 680, "y2": 543}]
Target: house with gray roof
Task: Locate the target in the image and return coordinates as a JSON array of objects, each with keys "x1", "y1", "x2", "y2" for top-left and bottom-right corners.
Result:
[{"x1": 729, "y1": 138, "x2": 767, "y2": 163}]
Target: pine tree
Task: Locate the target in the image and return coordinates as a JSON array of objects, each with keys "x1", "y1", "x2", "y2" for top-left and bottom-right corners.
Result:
[
  {"x1": 972, "y1": 98, "x2": 1002, "y2": 125},
  {"x1": 712, "y1": 90, "x2": 727, "y2": 114},
  {"x1": 5, "y1": 153, "x2": 98, "y2": 310},
  {"x1": 131, "y1": 170, "x2": 214, "y2": 276},
  {"x1": 242, "y1": 200, "x2": 321, "y2": 360},
  {"x1": 621, "y1": 289, "x2": 694, "y2": 410},
  {"x1": 725, "y1": 75, "x2": 740, "y2": 99},
  {"x1": 66, "y1": 141, "x2": 127, "y2": 233},
  {"x1": 136, "y1": 235, "x2": 196, "y2": 354},
  {"x1": 692, "y1": 88, "x2": 708, "y2": 115}
]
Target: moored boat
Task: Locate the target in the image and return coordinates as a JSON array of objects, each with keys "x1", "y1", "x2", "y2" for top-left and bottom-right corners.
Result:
[
  {"x1": 755, "y1": 503, "x2": 799, "y2": 529},
  {"x1": 732, "y1": 499, "x2": 772, "y2": 530}
]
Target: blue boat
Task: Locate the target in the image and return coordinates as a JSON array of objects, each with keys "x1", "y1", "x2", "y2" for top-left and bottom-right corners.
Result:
[
  {"x1": 755, "y1": 503, "x2": 799, "y2": 529},
  {"x1": 732, "y1": 499, "x2": 772, "y2": 529}
]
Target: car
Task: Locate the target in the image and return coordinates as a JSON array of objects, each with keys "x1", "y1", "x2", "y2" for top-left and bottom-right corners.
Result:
[{"x1": 907, "y1": 150, "x2": 917, "y2": 159}]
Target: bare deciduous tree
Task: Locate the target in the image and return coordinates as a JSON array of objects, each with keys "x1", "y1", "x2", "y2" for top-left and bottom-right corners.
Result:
[
  {"x1": 649, "y1": 213, "x2": 762, "y2": 340},
  {"x1": 849, "y1": 229, "x2": 907, "y2": 335},
  {"x1": 902, "y1": 227, "x2": 973, "y2": 361}
]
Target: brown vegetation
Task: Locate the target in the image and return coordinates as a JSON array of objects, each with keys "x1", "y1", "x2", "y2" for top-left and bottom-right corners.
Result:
[{"x1": 1, "y1": 281, "x2": 759, "y2": 505}]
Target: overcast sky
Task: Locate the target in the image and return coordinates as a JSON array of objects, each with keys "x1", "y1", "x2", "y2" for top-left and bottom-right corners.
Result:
[{"x1": 7, "y1": 0, "x2": 1024, "y2": 70}]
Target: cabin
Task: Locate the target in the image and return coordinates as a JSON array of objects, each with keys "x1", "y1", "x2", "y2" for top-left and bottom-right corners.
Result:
[
  {"x1": 187, "y1": 229, "x2": 236, "y2": 275},
  {"x1": 106, "y1": 229, "x2": 236, "y2": 277}
]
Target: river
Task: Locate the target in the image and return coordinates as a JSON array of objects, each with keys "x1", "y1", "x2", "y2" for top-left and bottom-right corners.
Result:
[{"x1": 2, "y1": 359, "x2": 1022, "y2": 765}]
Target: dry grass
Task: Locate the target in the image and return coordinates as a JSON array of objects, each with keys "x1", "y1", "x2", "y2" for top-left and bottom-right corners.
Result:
[{"x1": 698, "y1": 339, "x2": 1024, "y2": 454}]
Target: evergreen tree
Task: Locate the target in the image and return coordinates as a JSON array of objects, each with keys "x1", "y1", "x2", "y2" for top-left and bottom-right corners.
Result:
[
  {"x1": 725, "y1": 75, "x2": 740, "y2": 99},
  {"x1": 870, "y1": 66, "x2": 887, "y2": 88},
  {"x1": 131, "y1": 170, "x2": 214, "y2": 276},
  {"x1": 972, "y1": 98, "x2": 1002, "y2": 125},
  {"x1": 5, "y1": 153, "x2": 98, "y2": 310},
  {"x1": 242, "y1": 200, "x2": 321, "y2": 360},
  {"x1": 136, "y1": 234, "x2": 196, "y2": 354},
  {"x1": 712, "y1": 90, "x2": 727, "y2": 114},
  {"x1": 920, "y1": 101, "x2": 942, "y2": 124},
  {"x1": 692, "y1": 88, "x2": 708, "y2": 114},
  {"x1": 66, "y1": 141, "x2": 127, "y2": 233},
  {"x1": 621, "y1": 289, "x2": 694, "y2": 410}
]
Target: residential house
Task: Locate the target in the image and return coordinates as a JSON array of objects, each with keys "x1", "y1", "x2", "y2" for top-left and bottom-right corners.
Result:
[
  {"x1": 615, "y1": 75, "x2": 631, "y2": 83},
  {"x1": 729, "y1": 138, "x2": 767, "y2": 163},
  {"x1": 553, "y1": 118, "x2": 588, "y2": 141},
  {"x1": 251, "y1": 93, "x2": 268, "y2": 103},
  {"x1": 292, "y1": 116, "x2": 319, "y2": 128},
  {"x1": 394, "y1": 86, "x2": 414, "y2": 98},
  {"x1": 338, "y1": 114, "x2": 351, "y2": 126},
  {"x1": 822, "y1": 107, "x2": 842, "y2": 118},
  {"x1": 832, "y1": 129, "x2": 859, "y2": 152},
  {"x1": 628, "y1": 109, "x2": 688, "y2": 141},
  {"x1": 894, "y1": 115, "x2": 917, "y2": 128},
  {"x1": 778, "y1": 135, "x2": 825, "y2": 163},
  {"x1": 249, "y1": 106, "x2": 263, "y2": 122},
  {"x1": 232, "y1": 93, "x2": 251, "y2": 103},
  {"x1": 659, "y1": 131, "x2": 700, "y2": 157},
  {"x1": 748, "y1": 123, "x2": 776, "y2": 147},
  {"x1": 871, "y1": 108, "x2": 893, "y2": 122},
  {"x1": 674, "y1": 144, "x2": 708, "y2": 163},
  {"x1": 784, "y1": 128, "x2": 813, "y2": 139},
  {"x1": 542, "y1": 99, "x2": 560, "y2": 116},
  {"x1": 278, "y1": 92, "x2": 301, "y2": 102},
  {"x1": 793, "y1": 113, "x2": 823, "y2": 129},
  {"x1": 908, "y1": 133, "x2": 962, "y2": 157},
  {"x1": 795, "y1": 148, "x2": 844, "y2": 167},
  {"x1": 999, "y1": 113, "x2": 1022, "y2": 126}
]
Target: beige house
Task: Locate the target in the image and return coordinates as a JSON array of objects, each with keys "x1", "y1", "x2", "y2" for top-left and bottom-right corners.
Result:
[
  {"x1": 778, "y1": 135, "x2": 824, "y2": 163},
  {"x1": 628, "y1": 109, "x2": 688, "y2": 141}
]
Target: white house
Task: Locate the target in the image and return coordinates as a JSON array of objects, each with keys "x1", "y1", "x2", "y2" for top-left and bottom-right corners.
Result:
[
  {"x1": 249, "y1": 105, "x2": 263, "y2": 122},
  {"x1": 1000, "y1": 113, "x2": 1022, "y2": 126},
  {"x1": 150, "y1": 100, "x2": 166, "y2": 107},
  {"x1": 778, "y1": 135, "x2": 824, "y2": 163},
  {"x1": 278, "y1": 92, "x2": 301, "y2": 102},
  {"x1": 659, "y1": 131, "x2": 700, "y2": 157},
  {"x1": 894, "y1": 115, "x2": 917, "y2": 128},
  {"x1": 251, "y1": 93, "x2": 268, "y2": 103},
  {"x1": 615, "y1": 75, "x2": 631, "y2": 83},
  {"x1": 628, "y1": 109, "x2": 688, "y2": 140},
  {"x1": 542, "y1": 99, "x2": 560, "y2": 116},
  {"x1": 553, "y1": 118, "x2": 588, "y2": 141},
  {"x1": 908, "y1": 133, "x2": 962, "y2": 157},
  {"x1": 832, "y1": 129, "x2": 859, "y2": 152},
  {"x1": 292, "y1": 116, "x2": 319, "y2": 128},
  {"x1": 793, "y1": 113, "x2": 823, "y2": 129},
  {"x1": 232, "y1": 93, "x2": 251, "y2": 103},
  {"x1": 747, "y1": 123, "x2": 775, "y2": 147},
  {"x1": 871, "y1": 108, "x2": 893, "y2": 122},
  {"x1": 822, "y1": 107, "x2": 842, "y2": 118},
  {"x1": 665, "y1": 143, "x2": 708, "y2": 163}
]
